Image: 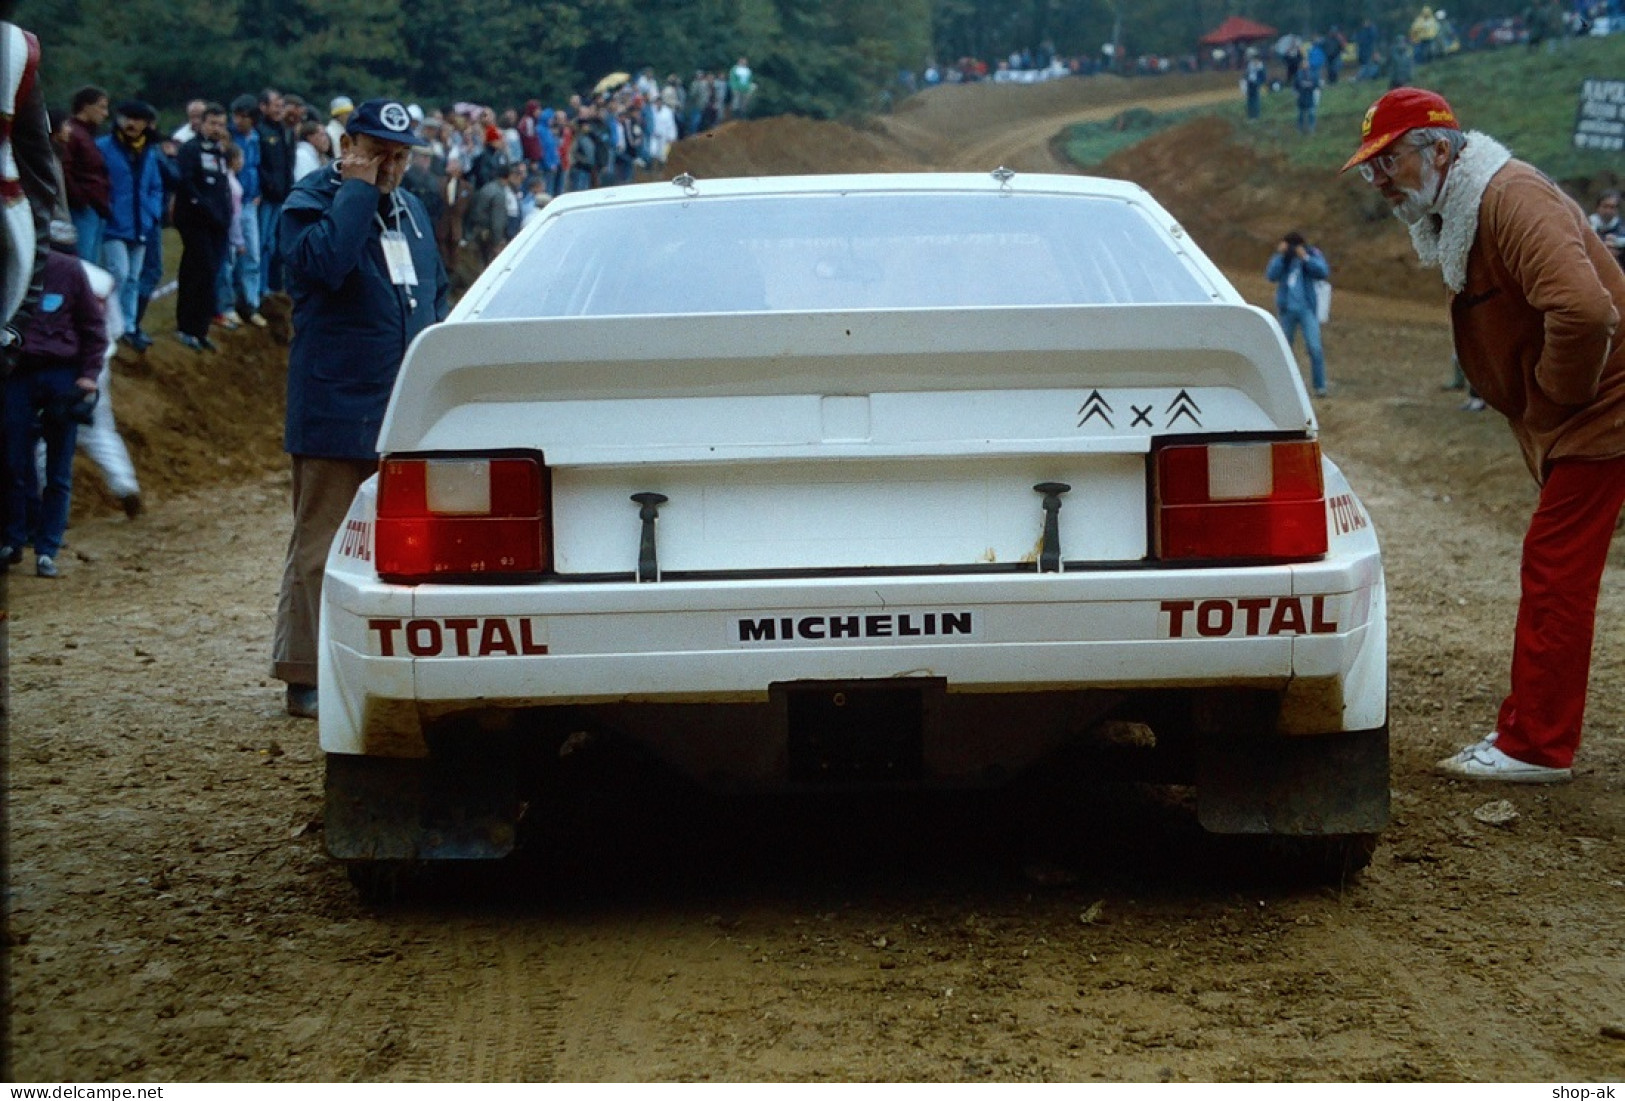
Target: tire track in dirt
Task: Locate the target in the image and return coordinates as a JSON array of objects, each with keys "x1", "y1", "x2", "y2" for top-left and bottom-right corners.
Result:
[
  {"x1": 314, "y1": 920, "x2": 564, "y2": 1081},
  {"x1": 548, "y1": 917, "x2": 670, "y2": 1080}
]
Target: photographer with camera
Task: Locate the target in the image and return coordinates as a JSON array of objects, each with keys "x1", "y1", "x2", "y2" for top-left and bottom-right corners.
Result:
[
  {"x1": 1265, "y1": 230, "x2": 1331, "y2": 397},
  {"x1": 1, "y1": 218, "x2": 105, "y2": 579}
]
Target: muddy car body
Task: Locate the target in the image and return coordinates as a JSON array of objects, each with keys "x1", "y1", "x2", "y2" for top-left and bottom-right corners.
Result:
[{"x1": 318, "y1": 171, "x2": 1388, "y2": 882}]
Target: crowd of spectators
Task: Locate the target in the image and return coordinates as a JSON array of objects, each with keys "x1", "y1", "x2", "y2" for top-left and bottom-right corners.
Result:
[
  {"x1": 47, "y1": 57, "x2": 765, "y2": 347},
  {"x1": 7, "y1": 58, "x2": 766, "y2": 575},
  {"x1": 39, "y1": 0, "x2": 1625, "y2": 349},
  {"x1": 1214, "y1": 1, "x2": 1624, "y2": 135},
  {"x1": 923, "y1": 0, "x2": 1622, "y2": 91}
]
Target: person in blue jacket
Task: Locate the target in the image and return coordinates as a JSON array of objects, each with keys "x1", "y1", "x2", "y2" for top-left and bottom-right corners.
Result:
[
  {"x1": 273, "y1": 97, "x2": 449, "y2": 719},
  {"x1": 218, "y1": 93, "x2": 264, "y2": 326},
  {"x1": 94, "y1": 100, "x2": 164, "y2": 341},
  {"x1": 1265, "y1": 231, "x2": 1331, "y2": 397},
  {"x1": 130, "y1": 127, "x2": 180, "y2": 351},
  {"x1": 538, "y1": 107, "x2": 561, "y2": 197}
]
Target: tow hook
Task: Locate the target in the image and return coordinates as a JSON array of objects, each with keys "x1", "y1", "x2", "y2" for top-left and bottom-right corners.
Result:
[
  {"x1": 631, "y1": 492, "x2": 669, "y2": 582},
  {"x1": 1033, "y1": 482, "x2": 1071, "y2": 573}
]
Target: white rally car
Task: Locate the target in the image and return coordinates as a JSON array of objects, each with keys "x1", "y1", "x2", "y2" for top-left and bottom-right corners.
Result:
[{"x1": 319, "y1": 171, "x2": 1387, "y2": 883}]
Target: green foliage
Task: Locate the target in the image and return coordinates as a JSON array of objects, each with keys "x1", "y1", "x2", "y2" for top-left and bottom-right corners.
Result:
[
  {"x1": 24, "y1": 0, "x2": 934, "y2": 121},
  {"x1": 598, "y1": 0, "x2": 735, "y2": 84},
  {"x1": 29, "y1": 0, "x2": 246, "y2": 112},
  {"x1": 279, "y1": 0, "x2": 410, "y2": 101},
  {"x1": 400, "y1": 0, "x2": 593, "y2": 108},
  {"x1": 1062, "y1": 105, "x2": 1203, "y2": 167},
  {"x1": 839, "y1": 0, "x2": 933, "y2": 86}
]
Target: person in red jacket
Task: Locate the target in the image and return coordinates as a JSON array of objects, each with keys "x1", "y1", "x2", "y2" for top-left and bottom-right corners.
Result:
[
  {"x1": 2, "y1": 221, "x2": 105, "y2": 578},
  {"x1": 60, "y1": 84, "x2": 110, "y2": 263}
]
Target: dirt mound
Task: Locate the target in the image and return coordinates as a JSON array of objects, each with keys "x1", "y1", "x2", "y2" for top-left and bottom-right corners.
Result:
[
  {"x1": 1097, "y1": 114, "x2": 1444, "y2": 304},
  {"x1": 892, "y1": 73, "x2": 1239, "y2": 135},
  {"x1": 76, "y1": 296, "x2": 294, "y2": 520},
  {"x1": 667, "y1": 115, "x2": 923, "y2": 179}
]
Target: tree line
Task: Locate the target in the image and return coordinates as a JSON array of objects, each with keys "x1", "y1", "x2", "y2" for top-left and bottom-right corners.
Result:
[{"x1": 27, "y1": 0, "x2": 1527, "y2": 122}]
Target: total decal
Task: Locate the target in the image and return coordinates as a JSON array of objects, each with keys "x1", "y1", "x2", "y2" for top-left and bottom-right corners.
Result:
[
  {"x1": 367, "y1": 617, "x2": 548, "y2": 657},
  {"x1": 1327, "y1": 493, "x2": 1369, "y2": 536},
  {"x1": 338, "y1": 518, "x2": 373, "y2": 561},
  {"x1": 1161, "y1": 597, "x2": 1341, "y2": 639}
]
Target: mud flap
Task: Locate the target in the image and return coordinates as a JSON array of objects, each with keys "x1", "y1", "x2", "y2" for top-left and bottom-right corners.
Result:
[
  {"x1": 1196, "y1": 726, "x2": 1389, "y2": 836},
  {"x1": 325, "y1": 745, "x2": 519, "y2": 861}
]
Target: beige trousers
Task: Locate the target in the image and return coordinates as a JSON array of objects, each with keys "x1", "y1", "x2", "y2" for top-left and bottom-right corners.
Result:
[{"x1": 272, "y1": 456, "x2": 377, "y2": 686}]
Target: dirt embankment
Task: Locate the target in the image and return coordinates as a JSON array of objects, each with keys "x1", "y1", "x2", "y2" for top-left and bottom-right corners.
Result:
[{"x1": 71, "y1": 298, "x2": 294, "y2": 519}]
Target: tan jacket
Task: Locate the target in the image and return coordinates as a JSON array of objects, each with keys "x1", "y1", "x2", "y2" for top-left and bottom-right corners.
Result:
[{"x1": 1451, "y1": 159, "x2": 1625, "y2": 481}]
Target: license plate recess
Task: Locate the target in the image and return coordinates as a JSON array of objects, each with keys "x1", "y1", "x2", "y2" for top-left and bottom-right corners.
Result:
[{"x1": 775, "y1": 678, "x2": 943, "y2": 784}]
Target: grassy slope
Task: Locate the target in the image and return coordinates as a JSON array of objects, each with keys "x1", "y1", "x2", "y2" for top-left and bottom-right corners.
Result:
[{"x1": 1066, "y1": 34, "x2": 1625, "y2": 185}]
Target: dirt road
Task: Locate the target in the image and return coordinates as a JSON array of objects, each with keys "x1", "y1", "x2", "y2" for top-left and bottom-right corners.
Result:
[
  {"x1": 875, "y1": 82, "x2": 1238, "y2": 172},
  {"x1": 7, "y1": 78, "x2": 1625, "y2": 1083}
]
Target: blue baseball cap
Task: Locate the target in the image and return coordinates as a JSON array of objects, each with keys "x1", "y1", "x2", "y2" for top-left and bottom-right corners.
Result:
[{"x1": 344, "y1": 98, "x2": 426, "y2": 147}]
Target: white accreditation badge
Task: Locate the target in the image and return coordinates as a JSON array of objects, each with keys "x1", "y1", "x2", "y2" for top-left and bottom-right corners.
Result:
[{"x1": 381, "y1": 230, "x2": 418, "y2": 286}]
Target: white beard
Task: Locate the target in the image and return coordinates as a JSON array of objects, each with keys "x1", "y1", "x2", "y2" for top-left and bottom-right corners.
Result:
[
  {"x1": 1391, "y1": 153, "x2": 1442, "y2": 226},
  {"x1": 1404, "y1": 131, "x2": 1514, "y2": 293}
]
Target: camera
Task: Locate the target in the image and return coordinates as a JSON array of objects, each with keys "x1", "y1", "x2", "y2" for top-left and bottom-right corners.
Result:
[{"x1": 45, "y1": 388, "x2": 99, "y2": 427}]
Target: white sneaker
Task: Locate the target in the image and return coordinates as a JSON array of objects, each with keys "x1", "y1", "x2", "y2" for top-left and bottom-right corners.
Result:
[
  {"x1": 1435, "y1": 741, "x2": 1571, "y2": 784},
  {"x1": 1436, "y1": 731, "x2": 1498, "y2": 766}
]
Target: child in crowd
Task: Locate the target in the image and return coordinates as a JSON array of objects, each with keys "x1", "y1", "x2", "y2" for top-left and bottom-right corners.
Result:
[{"x1": 215, "y1": 142, "x2": 246, "y2": 330}]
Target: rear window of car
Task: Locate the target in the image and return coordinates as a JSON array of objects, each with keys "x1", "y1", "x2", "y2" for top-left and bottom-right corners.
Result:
[{"x1": 476, "y1": 191, "x2": 1214, "y2": 318}]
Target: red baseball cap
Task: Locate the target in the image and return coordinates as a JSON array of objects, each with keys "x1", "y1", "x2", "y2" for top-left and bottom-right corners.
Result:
[{"x1": 1340, "y1": 87, "x2": 1460, "y2": 173}]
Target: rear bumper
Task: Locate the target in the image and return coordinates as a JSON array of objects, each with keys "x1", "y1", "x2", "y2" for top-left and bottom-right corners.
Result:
[{"x1": 318, "y1": 556, "x2": 1386, "y2": 758}]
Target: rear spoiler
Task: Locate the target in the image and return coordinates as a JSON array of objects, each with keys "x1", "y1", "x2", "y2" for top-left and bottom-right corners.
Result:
[{"x1": 379, "y1": 304, "x2": 1315, "y2": 463}]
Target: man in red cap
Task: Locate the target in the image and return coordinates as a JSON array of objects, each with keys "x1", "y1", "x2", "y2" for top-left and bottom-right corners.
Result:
[{"x1": 1344, "y1": 87, "x2": 1625, "y2": 784}]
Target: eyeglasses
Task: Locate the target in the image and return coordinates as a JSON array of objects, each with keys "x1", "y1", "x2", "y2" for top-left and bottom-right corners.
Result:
[{"x1": 1358, "y1": 144, "x2": 1418, "y2": 183}]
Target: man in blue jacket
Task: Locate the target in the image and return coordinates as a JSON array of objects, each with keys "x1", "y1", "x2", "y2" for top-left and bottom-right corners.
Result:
[
  {"x1": 1266, "y1": 231, "x2": 1331, "y2": 397},
  {"x1": 95, "y1": 100, "x2": 164, "y2": 342},
  {"x1": 130, "y1": 127, "x2": 180, "y2": 351},
  {"x1": 255, "y1": 88, "x2": 294, "y2": 298},
  {"x1": 273, "y1": 98, "x2": 449, "y2": 719}
]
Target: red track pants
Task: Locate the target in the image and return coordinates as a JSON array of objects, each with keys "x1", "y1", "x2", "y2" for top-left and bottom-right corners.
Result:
[{"x1": 1495, "y1": 455, "x2": 1625, "y2": 769}]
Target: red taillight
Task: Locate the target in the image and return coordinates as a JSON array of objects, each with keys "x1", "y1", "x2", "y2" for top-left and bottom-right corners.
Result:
[
  {"x1": 375, "y1": 456, "x2": 550, "y2": 583},
  {"x1": 1156, "y1": 440, "x2": 1327, "y2": 562}
]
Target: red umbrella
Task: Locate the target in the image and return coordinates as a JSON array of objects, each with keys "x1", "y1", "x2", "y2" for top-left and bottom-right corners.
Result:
[{"x1": 1199, "y1": 15, "x2": 1278, "y2": 45}]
